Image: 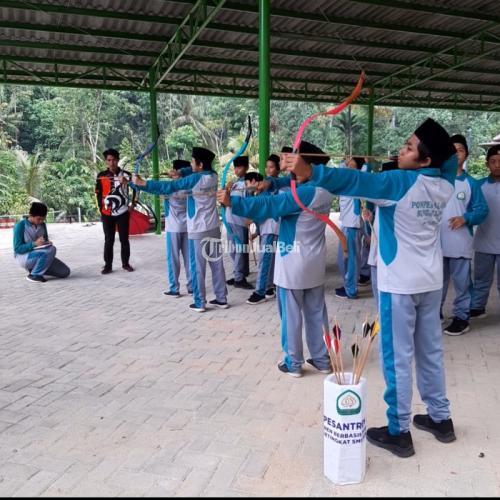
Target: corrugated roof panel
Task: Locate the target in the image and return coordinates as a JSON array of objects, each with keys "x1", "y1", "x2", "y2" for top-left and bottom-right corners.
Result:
[{"x1": 0, "y1": 0, "x2": 499, "y2": 109}]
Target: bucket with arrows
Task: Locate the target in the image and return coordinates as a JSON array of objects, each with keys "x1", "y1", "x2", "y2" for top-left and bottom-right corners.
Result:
[
  {"x1": 323, "y1": 372, "x2": 367, "y2": 485},
  {"x1": 322, "y1": 317, "x2": 379, "y2": 485}
]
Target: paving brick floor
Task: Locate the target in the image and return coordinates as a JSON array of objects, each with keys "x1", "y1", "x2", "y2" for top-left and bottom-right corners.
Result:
[{"x1": 0, "y1": 220, "x2": 499, "y2": 496}]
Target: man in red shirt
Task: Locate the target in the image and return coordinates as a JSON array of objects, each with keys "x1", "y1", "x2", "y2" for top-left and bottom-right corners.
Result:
[{"x1": 95, "y1": 148, "x2": 134, "y2": 274}]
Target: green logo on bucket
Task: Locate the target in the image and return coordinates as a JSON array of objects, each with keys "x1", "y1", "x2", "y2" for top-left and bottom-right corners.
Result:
[{"x1": 336, "y1": 390, "x2": 361, "y2": 415}]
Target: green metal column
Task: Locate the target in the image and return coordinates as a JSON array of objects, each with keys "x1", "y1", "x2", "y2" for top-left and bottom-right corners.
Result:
[
  {"x1": 367, "y1": 88, "x2": 375, "y2": 157},
  {"x1": 149, "y1": 68, "x2": 161, "y2": 234},
  {"x1": 258, "y1": 0, "x2": 270, "y2": 175}
]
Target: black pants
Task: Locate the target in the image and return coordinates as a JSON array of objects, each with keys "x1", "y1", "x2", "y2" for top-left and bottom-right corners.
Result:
[{"x1": 102, "y1": 212, "x2": 130, "y2": 267}]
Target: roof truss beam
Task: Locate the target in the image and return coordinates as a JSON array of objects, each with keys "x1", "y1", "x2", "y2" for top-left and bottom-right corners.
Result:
[
  {"x1": 374, "y1": 23, "x2": 500, "y2": 103},
  {"x1": 1, "y1": 68, "x2": 497, "y2": 111},
  {"x1": 351, "y1": 0, "x2": 500, "y2": 23},
  {"x1": 147, "y1": 0, "x2": 227, "y2": 89},
  {"x1": 3, "y1": 36, "x2": 500, "y2": 74},
  {"x1": 4, "y1": 53, "x2": 500, "y2": 100}
]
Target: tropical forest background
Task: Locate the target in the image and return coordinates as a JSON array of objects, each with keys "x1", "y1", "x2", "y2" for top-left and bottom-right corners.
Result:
[{"x1": 1, "y1": 85, "x2": 499, "y2": 220}]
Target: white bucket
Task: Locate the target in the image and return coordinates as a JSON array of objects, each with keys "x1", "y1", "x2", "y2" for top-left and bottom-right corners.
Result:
[{"x1": 323, "y1": 372, "x2": 367, "y2": 485}]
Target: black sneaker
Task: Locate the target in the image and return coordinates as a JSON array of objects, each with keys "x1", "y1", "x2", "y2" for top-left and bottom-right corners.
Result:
[
  {"x1": 189, "y1": 303, "x2": 206, "y2": 313},
  {"x1": 443, "y1": 317, "x2": 470, "y2": 336},
  {"x1": 208, "y1": 299, "x2": 229, "y2": 309},
  {"x1": 277, "y1": 361, "x2": 302, "y2": 378},
  {"x1": 265, "y1": 287, "x2": 276, "y2": 299},
  {"x1": 234, "y1": 278, "x2": 254, "y2": 290},
  {"x1": 335, "y1": 286, "x2": 357, "y2": 299},
  {"x1": 469, "y1": 308, "x2": 487, "y2": 319},
  {"x1": 226, "y1": 278, "x2": 235, "y2": 286},
  {"x1": 246, "y1": 292, "x2": 266, "y2": 305},
  {"x1": 101, "y1": 266, "x2": 112, "y2": 275},
  {"x1": 358, "y1": 274, "x2": 371, "y2": 286},
  {"x1": 26, "y1": 274, "x2": 47, "y2": 283},
  {"x1": 163, "y1": 290, "x2": 181, "y2": 298},
  {"x1": 306, "y1": 358, "x2": 332, "y2": 374},
  {"x1": 413, "y1": 414, "x2": 456, "y2": 443},
  {"x1": 366, "y1": 426, "x2": 415, "y2": 458}
]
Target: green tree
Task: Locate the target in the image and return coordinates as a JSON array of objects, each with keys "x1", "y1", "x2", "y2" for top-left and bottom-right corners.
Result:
[
  {"x1": 0, "y1": 150, "x2": 27, "y2": 215},
  {"x1": 0, "y1": 87, "x2": 22, "y2": 148},
  {"x1": 165, "y1": 125, "x2": 200, "y2": 160},
  {"x1": 40, "y1": 158, "x2": 98, "y2": 220},
  {"x1": 333, "y1": 108, "x2": 365, "y2": 156},
  {"x1": 15, "y1": 149, "x2": 46, "y2": 200}
]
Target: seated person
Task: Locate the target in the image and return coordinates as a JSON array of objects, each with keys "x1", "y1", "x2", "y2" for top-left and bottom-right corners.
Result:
[{"x1": 13, "y1": 202, "x2": 70, "y2": 282}]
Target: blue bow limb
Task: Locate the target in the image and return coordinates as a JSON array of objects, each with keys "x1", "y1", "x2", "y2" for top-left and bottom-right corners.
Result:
[{"x1": 220, "y1": 116, "x2": 252, "y2": 247}]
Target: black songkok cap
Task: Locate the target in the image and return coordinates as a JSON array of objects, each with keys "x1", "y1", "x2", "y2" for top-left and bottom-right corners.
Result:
[
  {"x1": 486, "y1": 145, "x2": 500, "y2": 160},
  {"x1": 172, "y1": 159, "x2": 191, "y2": 170},
  {"x1": 233, "y1": 156, "x2": 249, "y2": 168},
  {"x1": 281, "y1": 146, "x2": 293, "y2": 153},
  {"x1": 298, "y1": 140, "x2": 330, "y2": 165},
  {"x1": 414, "y1": 118, "x2": 455, "y2": 167},
  {"x1": 450, "y1": 134, "x2": 469, "y2": 156},
  {"x1": 192, "y1": 147, "x2": 215, "y2": 168}
]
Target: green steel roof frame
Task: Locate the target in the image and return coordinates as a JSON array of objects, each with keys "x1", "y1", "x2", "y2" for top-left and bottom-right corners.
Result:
[{"x1": 2, "y1": 1, "x2": 500, "y2": 113}]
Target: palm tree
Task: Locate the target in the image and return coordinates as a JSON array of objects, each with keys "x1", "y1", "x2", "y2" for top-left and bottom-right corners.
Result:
[
  {"x1": 169, "y1": 95, "x2": 220, "y2": 153},
  {"x1": 333, "y1": 108, "x2": 364, "y2": 155},
  {"x1": 15, "y1": 150, "x2": 46, "y2": 200}
]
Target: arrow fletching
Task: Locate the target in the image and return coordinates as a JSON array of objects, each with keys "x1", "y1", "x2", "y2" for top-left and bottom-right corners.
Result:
[
  {"x1": 323, "y1": 330, "x2": 332, "y2": 351},
  {"x1": 362, "y1": 320, "x2": 370, "y2": 338},
  {"x1": 333, "y1": 337, "x2": 340, "y2": 354},
  {"x1": 351, "y1": 343, "x2": 359, "y2": 357},
  {"x1": 371, "y1": 320, "x2": 380, "y2": 338},
  {"x1": 332, "y1": 323, "x2": 341, "y2": 340}
]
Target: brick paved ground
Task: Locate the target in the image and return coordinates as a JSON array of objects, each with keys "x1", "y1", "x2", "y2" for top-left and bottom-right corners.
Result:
[{"x1": 0, "y1": 220, "x2": 499, "y2": 497}]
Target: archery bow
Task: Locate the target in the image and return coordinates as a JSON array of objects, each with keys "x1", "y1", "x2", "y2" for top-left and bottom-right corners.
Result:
[
  {"x1": 289, "y1": 72, "x2": 366, "y2": 256},
  {"x1": 131, "y1": 125, "x2": 161, "y2": 206},
  {"x1": 220, "y1": 115, "x2": 252, "y2": 247}
]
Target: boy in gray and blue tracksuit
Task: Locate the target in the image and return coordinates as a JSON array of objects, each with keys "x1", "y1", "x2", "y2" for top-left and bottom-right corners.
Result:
[
  {"x1": 335, "y1": 156, "x2": 364, "y2": 299},
  {"x1": 133, "y1": 147, "x2": 228, "y2": 313},
  {"x1": 246, "y1": 155, "x2": 281, "y2": 305},
  {"x1": 281, "y1": 118, "x2": 458, "y2": 457},
  {"x1": 440, "y1": 135, "x2": 489, "y2": 335},
  {"x1": 162, "y1": 159, "x2": 193, "y2": 298},
  {"x1": 225, "y1": 156, "x2": 253, "y2": 290},
  {"x1": 470, "y1": 145, "x2": 500, "y2": 318},
  {"x1": 218, "y1": 141, "x2": 333, "y2": 378}
]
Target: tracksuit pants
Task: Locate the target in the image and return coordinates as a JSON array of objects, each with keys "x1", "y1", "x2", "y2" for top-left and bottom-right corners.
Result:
[
  {"x1": 227, "y1": 223, "x2": 249, "y2": 281},
  {"x1": 379, "y1": 290, "x2": 451, "y2": 435},
  {"x1": 166, "y1": 231, "x2": 192, "y2": 294},
  {"x1": 24, "y1": 246, "x2": 70, "y2": 278},
  {"x1": 471, "y1": 251, "x2": 500, "y2": 311},
  {"x1": 337, "y1": 227, "x2": 361, "y2": 297},
  {"x1": 254, "y1": 234, "x2": 277, "y2": 296},
  {"x1": 277, "y1": 285, "x2": 330, "y2": 373},
  {"x1": 441, "y1": 257, "x2": 472, "y2": 321},
  {"x1": 189, "y1": 237, "x2": 227, "y2": 308}
]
